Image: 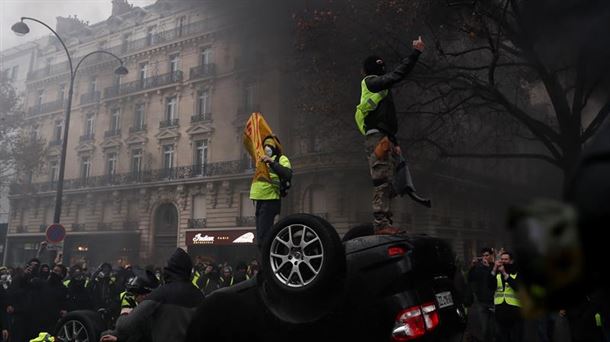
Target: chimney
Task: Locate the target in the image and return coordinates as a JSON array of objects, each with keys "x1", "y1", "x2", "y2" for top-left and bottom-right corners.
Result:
[
  {"x1": 55, "y1": 15, "x2": 89, "y2": 36},
  {"x1": 112, "y1": 0, "x2": 134, "y2": 17}
]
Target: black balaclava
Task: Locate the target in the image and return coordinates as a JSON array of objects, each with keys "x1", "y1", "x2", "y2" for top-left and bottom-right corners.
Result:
[{"x1": 363, "y1": 55, "x2": 386, "y2": 76}]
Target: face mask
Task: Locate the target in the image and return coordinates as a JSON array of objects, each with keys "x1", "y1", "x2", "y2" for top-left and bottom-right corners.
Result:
[{"x1": 264, "y1": 146, "x2": 273, "y2": 157}]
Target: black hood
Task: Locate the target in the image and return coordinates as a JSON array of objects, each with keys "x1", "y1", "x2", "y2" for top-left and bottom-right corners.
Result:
[{"x1": 163, "y1": 248, "x2": 193, "y2": 283}]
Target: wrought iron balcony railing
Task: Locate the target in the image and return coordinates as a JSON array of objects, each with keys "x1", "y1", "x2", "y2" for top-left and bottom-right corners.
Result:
[
  {"x1": 188, "y1": 218, "x2": 207, "y2": 228},
  {"x1": 236, "y1": 216, "x2": 256, "y2": 226},
  {"x1": 189, "y1": 63, "x2": 216, "y2": 80},
  {"x1": 80, "y1": 134, "x2": 95, "y2": 142},
  {"x1": 191, "y1": 113, "x2": 212, "y2": 123},
  {"x1": 9, "y1": 160, "x2": 255, "y2": 194},
  {"x1": 122, "y1": 221, "x2": 139, "y2": 230},
  {"x1": 49, "y1": 139, "x2": 63, "y2": 147},
  {"x1": 104, "y1": 129, "x2": 121, "y2": 138},
  {"x1": 80, "y1": 91, "x2": 101, "y2": 105},
  {"x1": 159, "y1": 118, "x2": 179, "y2": 128},
  {"x1": 104, "y1": 70, "x2": 183, "y2": 98},
  {"x1": 129, "y1": 125, "x2": 147, "y2": 133},
  {"x1": 28, "y1": 99, "x2": 64, "y2": 115}
]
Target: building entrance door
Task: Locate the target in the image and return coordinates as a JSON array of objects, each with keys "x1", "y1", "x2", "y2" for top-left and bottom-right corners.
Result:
[{"x1": 153, "y1": 203, "x2": 178, "y2": 266}]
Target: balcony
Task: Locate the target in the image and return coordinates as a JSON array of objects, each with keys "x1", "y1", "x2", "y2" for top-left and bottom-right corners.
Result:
[
  {"x1": 159, "y1": 118, "x2": 179, "y2": 128},
  {"x1": 26, "y1": 20, "x2": 219, "y2": 82},
  {"x1": 191, "y1": 113, "x2": 212, "y2": 123},
  {"x1": 129, "y1": 125, "x2": 147, "y2": 133},
  {"x1": 80, "y1": 91, "x2": 101, "y2": 105},
  {"x1": 104, "y1": 129, "x2": 121, "y2": 138},
  {"x1": 10, "y1": 159, "x2": 256, "y2": 195},
  {"x1": 97, "y1": 222, "x2": 112, "y2": 230},
  {"x1": 189, "y1": 63, "x2": 216, "y2": 80},
  {"x1": 236, "y1": 216, "x2": 256, "y2": 227},
  {"x1": 79, "y1": 134, "x2": 95, "y2": 142},
  {"x1": 28, "y1": 99, "x2": 64, "y2": 116},
  {"x1": 122, "y1": 221, "x2": 139, "y2": 230},
  {"x1": 188, "y1": 218, "x2": 207, "y2": 228},
  {"x1": 104, "y1": 71, "x2": 183, "y2": 98},
  {"x1": 72, "y1": 223, "x2": 85, "y2": 231},
  {"x1": 49, "y1": 139, "x2": 63, "y2": 147}
]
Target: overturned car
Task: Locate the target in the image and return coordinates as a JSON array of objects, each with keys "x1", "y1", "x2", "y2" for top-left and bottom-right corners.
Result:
[{"x1": 185, "y1": 214, "x2": 466, "y2": 342}]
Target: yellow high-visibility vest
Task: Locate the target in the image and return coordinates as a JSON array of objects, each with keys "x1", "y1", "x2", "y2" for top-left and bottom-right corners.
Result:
[
  {"x1": 494, "y1": 273, "x2": 521, "y2": 307},
  {"x1": 355, "y1": 76, "x2": 388, "y2": 135}
]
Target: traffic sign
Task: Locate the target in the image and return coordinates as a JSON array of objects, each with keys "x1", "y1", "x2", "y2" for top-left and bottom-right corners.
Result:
[{"x1": 46, "y1": 223, "x2": 66, "y2": 243}]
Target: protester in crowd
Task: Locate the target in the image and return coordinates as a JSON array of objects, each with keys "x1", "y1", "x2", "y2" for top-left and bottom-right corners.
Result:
[
  {"x1": 219, "y1": 266, "x2": 234, "y2": 288},
  {"x1": 101, "y1": 248, "x2": 204, "y2": 342},
  {"x1": 234, "y1": 262, "x2": 248, "y2": 283},
  {"x1": 65, "y1": 265, "x2": 93, "y2": 311},
  {"x1": 39, "y1": 264, "x2": 68, "y2": 333},
  {"x1": 467, "y1": 247, "x2": 496, "y2": 342},
  {"x1": 89, "y1": 262, "x2": 119, "y2": 314},
  {"x1": 491, "y1": 251, "x2": 523, "y2": 342}
]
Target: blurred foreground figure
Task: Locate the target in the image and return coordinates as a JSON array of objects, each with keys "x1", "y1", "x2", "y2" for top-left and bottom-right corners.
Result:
[
  {"x1": 101, "y1": 248, "x2": 204, "y2": 342},
  {"x1": 510, "y1": 119, "x2": 610, "y2": 341}
]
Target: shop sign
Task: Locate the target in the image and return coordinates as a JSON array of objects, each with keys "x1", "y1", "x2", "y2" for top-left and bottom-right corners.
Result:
[{"x1": 186, "y1": 230, "x2": 256, "y2": 246}]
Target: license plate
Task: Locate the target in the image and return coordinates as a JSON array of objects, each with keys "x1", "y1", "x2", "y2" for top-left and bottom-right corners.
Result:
[{"x1": 435, "y1": 291, "x2": 454, "y2": 309}]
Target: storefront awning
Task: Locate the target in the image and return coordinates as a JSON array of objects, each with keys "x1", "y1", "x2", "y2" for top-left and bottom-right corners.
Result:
[{"x1": 186, "y1": 229, "x2": 256, "y2": 246}]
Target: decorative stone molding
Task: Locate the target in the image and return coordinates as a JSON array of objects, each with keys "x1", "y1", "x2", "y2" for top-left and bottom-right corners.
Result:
[
  {"x1": 222, "y1": 180, "x2": 233, "y2": 207},
  {"x1": 206, "y1": 182, "x2": 217, "y2": 208}
]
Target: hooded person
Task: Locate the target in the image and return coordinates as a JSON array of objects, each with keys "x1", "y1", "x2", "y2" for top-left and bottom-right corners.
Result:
[
  {"x1": 355, "y1": 36, "x2": 431, "y2": 235},
  {"x1": 105, "y1": 248, "x2": 205, "y2": 342}
]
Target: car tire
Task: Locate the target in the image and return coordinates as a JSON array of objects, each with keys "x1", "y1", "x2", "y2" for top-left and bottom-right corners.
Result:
[
  {"x1": 54, "y1": 310, "x2": 105, "y2": 342},
  {"x1": 262, "y1": 213, "x2": 346, "y2": 296}
]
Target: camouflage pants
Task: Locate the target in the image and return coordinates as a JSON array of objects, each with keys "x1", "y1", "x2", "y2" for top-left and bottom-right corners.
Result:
[{"x1": 364, "y1": 132, "x2": 397, "y2": 230}]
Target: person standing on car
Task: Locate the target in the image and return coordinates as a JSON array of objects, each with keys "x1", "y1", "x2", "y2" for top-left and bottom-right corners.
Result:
[
  {"x1": 467, "y1": 247, "x2": 496, "y2": 342},
  {"x1": 491, "y1": 251, "x2": 523, "y2": 342},
  {"x1": 107, "y1": 248, "x2": 204, "y2": 342},
  {"x1": 356, "y1": 36, "x2": 430, "y2": 235},
  {"x1": 249, "y1": 135, "x2": 292, "y2": 248}
]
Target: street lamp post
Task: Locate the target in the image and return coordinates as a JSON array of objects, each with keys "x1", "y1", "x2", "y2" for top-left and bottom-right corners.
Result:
[{"x1": 12, "y1": 17, "x2": 128, "y2": 225}]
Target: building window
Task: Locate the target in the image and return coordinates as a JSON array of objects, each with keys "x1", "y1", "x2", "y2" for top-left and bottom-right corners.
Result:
[
  {"x1": 81, "y1": 157, "x2": 91, "y2": 179},
  {"x1": 49, "y1": 161, "x2": 59, "y2": 182},
  {"x1": 147, "y1": 26, "x2": 156, "y2": 46},
  {"x1": 244, "y1": 82, "x2": 256, "y2": 110},
  {"x1": 169, "y1": 53, "x2": 180, "y2": 74},
  {"x1": 176, "y1": 16, "x2": 186, "y2": 37},
  {"x1": 194, "y1": 140, "x2": 208, "y2": 175},
  {"x1": 107, "y1": 152, "x2": 118, "y2": 175},
  {"x1": 10, "y1": 65, "x2": 19, "y2": 80},
  {"x1": 54, "y1": 120, "x2": 63, "y2": 141},
  {"x1": 37, "y1": 89, "x2": 44, "y2": 106},
  {"x1": 139, "y1": 62, "x2": 148, "y2": 81},
  {"x1": 163, "y1": 145, "x2": 174, "y2": 176},
  {"x1": 31, "y1": 125, "x2": 39, "y2": 140},
  {"x1": 85, "y1": 113, "x2": 95, "y2": 136},
  {"x1": 57, "y1": 84, "x2": 65, "y2": 102},
  {"x1": 110, "y1": 108, "x2": 120, "y2": 131},
  {"x1": 201, "y1": 48, "x2": 210, "y2": 66},
  {"x1": 89, "y1": 76, "x2": 97, "y2": 93},
  {"x1": 165, "y1": 96, "x2": 177, "y2": 121},
  {"x1": 131, "y1": 149, "x2": 142, "y2": 174},
  {"x1": 197, "y1": 90, "x2": 210, "y2": 118},
  {"x1": 134, "y1": 103, "x2": 145, "y2": 130},
  {"x1": 121, "y1": 33, "x2": 131, "y2": 52}
]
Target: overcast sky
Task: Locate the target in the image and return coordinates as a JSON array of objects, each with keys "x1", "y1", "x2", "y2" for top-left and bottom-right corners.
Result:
[{"x1": 1, "y1": 0, "x2": 156, "y2": 51}]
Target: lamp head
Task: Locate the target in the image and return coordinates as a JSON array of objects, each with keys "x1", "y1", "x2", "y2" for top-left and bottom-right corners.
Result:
[
  {"x1": 11, "y1": 21, "x2": 30, "y2": 36},
  {"x1": 114, "y1": 64, "x2": 129, "y2": 76}
]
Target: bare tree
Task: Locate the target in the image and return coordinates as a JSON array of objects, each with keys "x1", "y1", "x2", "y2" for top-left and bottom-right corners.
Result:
[{"x1": 0, "y1": 77, "x2": 45, "y2": 187}]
